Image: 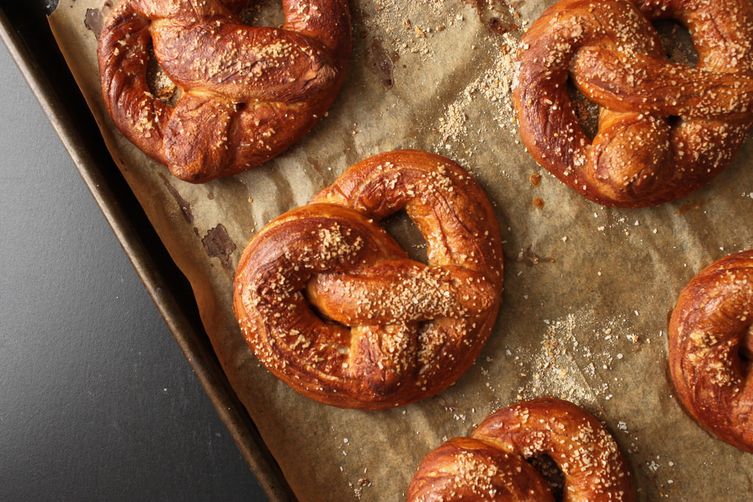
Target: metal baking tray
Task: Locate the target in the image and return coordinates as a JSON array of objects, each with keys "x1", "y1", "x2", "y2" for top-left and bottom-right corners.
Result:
[{"x1": 0, "y1": 2, "x2": 294, "y2": 499}]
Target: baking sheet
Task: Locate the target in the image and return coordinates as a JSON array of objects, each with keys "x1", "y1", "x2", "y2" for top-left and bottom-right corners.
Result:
[{"x1": 48, "y1": 0, "x2": 753, "y2": 499}]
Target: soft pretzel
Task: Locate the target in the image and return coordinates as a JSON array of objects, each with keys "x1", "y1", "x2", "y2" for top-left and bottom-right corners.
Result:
[
  {"x1": 515, "y1": 0, "x2": 753, "y2": 207},
  {"x1": 408, "y1": 398, "x2": 635, "y2": 501},
  {"x1": 233, "y1": 151, "x2": 504, "y2": 409},
  {"x1": 669, "y1": 250, "x2": 753, "y2": 452},
  {"x1": 98, "y1": 0, "x2": 350, "y2": 183}
]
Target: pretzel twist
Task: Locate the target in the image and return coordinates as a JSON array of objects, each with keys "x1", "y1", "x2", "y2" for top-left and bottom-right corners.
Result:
[
  {"x1": 98, "y1": 0, "x2": 350, "y2": 182},
  {"x1": 515, "y1": 0, "x2": 753, "y2": 207},
  {"x1": 669, "y1": 250, "x2": 753, "y2": 452},
  {"x1": 233, "y1": 151, "x2": 503, "y2": 409},
  {"x1": 408, "y1": 398, "x2": 635, "y2": 501}
]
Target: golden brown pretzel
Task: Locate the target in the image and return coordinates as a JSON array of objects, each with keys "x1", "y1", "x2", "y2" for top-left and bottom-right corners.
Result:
[
  {"x1": 669, "y1": 250, "x2": 753, "y2": 452},
  {"x1": 408, "y1": 398, "x2": 635, "y2": 501},
  {"x1": 98, "y1": 0, "x2": 350, "y2": 183},
  {"x1": 233, "y1": 151, "x2": 503, "y2": 409},
  {"x1": 515, "y1": 0, "x2": 753, "y2": 207}
]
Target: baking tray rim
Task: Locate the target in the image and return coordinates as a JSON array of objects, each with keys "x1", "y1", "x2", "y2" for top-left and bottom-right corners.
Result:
[{"x1": 0, "y1": 4, "x2": 294, "y2": 500}]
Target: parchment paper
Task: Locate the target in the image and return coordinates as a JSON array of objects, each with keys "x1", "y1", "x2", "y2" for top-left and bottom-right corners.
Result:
[{"x1": 48, "y1": 0, "x2": 753, "y2": 499}]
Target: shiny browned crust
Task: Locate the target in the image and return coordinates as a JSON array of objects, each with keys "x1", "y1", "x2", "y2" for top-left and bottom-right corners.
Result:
[
  {"x1": 98, "y1": 0, "x2": 351, "y2": 183},
  {"x1": 514, "y1": 0, "x2": 753, "y2": 207},
  {"x1": 233, "y1": 150, "x2": 504, "y2": 409},
  {"x1": 408, "y1": 398, "x2": 635, "y2": 501},
  {"x1": 407, "y1": 437, "x2": 553, "y2": 501},
  {"x1": 669, "y1": 250, "x2": 753, "y2": 452}
]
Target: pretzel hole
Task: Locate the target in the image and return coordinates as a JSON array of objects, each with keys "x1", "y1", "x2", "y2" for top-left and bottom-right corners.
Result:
[
  {"x1": 382, "y1": 212, "x2": 428, "y2": 263},
  {"x1": 302, "y1": 293, "x2": 334, "y2": 325},
  {"x1": 739, "y1": 324, "x2": 753, "y2": 374},
  {"x1": 654, "y1": 20, "x2": 698, "y2": 67},
  {"x1": 146, "y1": 47, "x2": 178, "y2": 105},
  {"x1": 566, "y1": 76, "x2": 599, "y2": 140},
  {"x1": 527, "y1": 454, "x2": 565, "y2": 501},
  {"x1": 238, "y1": 0, "x2": 285, "y2": 28},
  {"x1": 740, "y1": 344, "x2": 751, "y2": 365}
]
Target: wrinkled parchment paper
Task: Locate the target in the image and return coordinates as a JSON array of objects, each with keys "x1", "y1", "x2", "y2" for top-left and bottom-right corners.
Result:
[{"x1": 49, "y1": 0, "x2": 753, "y2": 499}]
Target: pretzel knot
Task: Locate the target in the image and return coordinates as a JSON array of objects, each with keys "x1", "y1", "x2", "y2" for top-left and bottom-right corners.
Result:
[
  {"x1": 515, "y1": 0, "x2": 753, "y2": 207},
  {"x1": 408, "y1": 399, "x2": 635, "y2": 501},
  {"x1": 233, "y1": 151, "x2": 504, "y2": 409},
  {"x1": 98, "y1": 0, "x2": 350, "y2": 183},
  {"x1": 669, "y1": 250, "x2": 753, "y2": 452}
]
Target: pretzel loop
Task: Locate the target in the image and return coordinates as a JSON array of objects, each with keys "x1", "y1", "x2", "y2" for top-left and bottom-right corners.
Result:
[
  {"x1": 515, "y1": 0, "x2": 753, "y2": 207},
  {"x1": 233, "y1": 151, "x2": 504, "y2": 409},
  {"x1": 98, "y1": 0, "x2": 350, "y2": 182}
]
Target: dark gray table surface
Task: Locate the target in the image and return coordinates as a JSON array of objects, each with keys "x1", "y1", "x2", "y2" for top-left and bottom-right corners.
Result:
[{"x1": 0, "y1": 39, "x2": 267, "y2": 501}]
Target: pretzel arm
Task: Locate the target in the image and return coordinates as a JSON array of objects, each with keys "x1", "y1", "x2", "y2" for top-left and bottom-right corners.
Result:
[
  {"x1": 152, "y1": 21, "x2": 339, "y2": 102},
  {"x1": 307, "y1": 261, "x2": 496, "y2": 325},
  {"x1": 573, "y1": 46, "x2": 753, "y2": 120}
]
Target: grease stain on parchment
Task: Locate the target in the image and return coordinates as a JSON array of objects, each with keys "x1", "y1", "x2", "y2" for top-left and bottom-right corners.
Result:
[
  {"x1": 202, "y1": 224, "x2": 237, "y2": 272},
  {"x1": 83, "y1": 2, "x2": 114, "y2": 39},
  {"x1": 84, "y1": 8, "x2": 103, "y2": 38}
]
